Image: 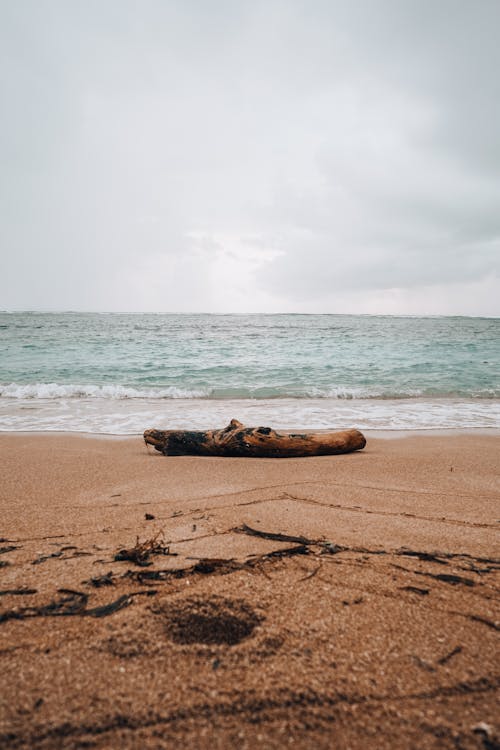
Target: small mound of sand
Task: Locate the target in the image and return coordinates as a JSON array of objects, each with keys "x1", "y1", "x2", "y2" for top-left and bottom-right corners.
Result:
[{"x1": 162, "y1": 595, "x2": 263, "y2": 646}]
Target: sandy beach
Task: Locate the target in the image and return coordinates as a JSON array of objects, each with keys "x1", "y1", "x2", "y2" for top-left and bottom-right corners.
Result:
[{"x1": 0, "y1": 432, "x2": 499, "y2": 749}]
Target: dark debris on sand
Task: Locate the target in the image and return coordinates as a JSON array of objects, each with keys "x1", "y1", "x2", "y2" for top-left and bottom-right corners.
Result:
[{"x1": 114, "y1": 532, "x2": 174, "y2": 567}]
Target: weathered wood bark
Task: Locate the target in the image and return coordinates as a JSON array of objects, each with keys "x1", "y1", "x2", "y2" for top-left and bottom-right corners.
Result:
[{"x1": 144, "y1": 419, "x2": 366, "y2": 458}]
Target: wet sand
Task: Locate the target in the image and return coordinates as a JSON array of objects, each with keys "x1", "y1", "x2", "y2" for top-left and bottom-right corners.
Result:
[{"x1": 0, "y1": 432, "x2": 499, "y2": 749}]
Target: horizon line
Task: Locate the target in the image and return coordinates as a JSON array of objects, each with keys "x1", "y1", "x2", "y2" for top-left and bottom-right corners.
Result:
[{"x1": 1, "y1": 310, "x2": 499, "y2": 319}]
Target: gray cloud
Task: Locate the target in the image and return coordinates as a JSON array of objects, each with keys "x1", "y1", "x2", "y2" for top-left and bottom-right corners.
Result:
[{"x1": 0, "y1": 0, "x2": 499, "y2": 313}]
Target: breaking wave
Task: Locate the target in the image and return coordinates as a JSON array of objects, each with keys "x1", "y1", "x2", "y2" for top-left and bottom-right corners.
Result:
[
  {"x1": 1, "y1": 382, "x2": 498, "y2": 401},
  {"x1": 0, "y1": 383, "x2": 209, "y2": 400}
]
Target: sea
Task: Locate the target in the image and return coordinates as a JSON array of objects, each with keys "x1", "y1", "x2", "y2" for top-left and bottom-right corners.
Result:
[{"x1": 1, "y1": 312, "x2": 499, "y2": 434}]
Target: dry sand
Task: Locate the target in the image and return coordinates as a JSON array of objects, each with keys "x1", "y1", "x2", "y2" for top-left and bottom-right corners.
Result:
[{"x1": 0, "y1": 432, "x2": 499, "y2": 749}]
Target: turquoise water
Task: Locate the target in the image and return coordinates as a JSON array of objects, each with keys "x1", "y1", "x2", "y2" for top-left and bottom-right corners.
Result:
[{"x1": 1, "y1": 312, "x2": 499, "y2": 432}]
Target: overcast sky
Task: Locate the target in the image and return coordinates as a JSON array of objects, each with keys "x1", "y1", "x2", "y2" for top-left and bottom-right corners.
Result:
[{"x1": 1, "y1": 0, "x2": 499, "y2": 314}]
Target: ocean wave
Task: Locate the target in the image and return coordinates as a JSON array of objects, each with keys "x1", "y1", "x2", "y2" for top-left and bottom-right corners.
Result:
[
  {"x1": 1, "y1": 382, "x2": 499, "y2": 401},
  {"x1": 0, "y1": 383, "x2": 209, "y2": 400}
]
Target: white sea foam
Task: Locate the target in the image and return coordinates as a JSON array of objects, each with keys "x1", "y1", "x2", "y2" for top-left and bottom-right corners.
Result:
[
  {"x1": 0, "y1": 382, "x2": 210, "y2": 400},
  {"x1": 0, "y1": 382, "x2": 386, "y2": 400},
  {"x1": 2, "y1": 381, "x2": 497, "y2": 401},
  {"x1": 1, "y1": 396, "x2": 499, "y2": 433}
]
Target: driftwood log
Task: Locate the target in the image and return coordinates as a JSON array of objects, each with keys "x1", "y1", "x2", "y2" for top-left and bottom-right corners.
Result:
[{"x1": 144, "y1": 419, "x2": 366, "y2": 458}]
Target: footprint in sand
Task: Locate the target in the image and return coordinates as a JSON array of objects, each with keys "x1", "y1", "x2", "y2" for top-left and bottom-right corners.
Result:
[{"x1": 161, "y1": 595, "x2": 263, "y2": 646}]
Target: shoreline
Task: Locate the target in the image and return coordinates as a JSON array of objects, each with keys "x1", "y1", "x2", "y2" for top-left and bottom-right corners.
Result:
[
  {"x1": 2, "y1": 395, "x2": 500, "y2": 435},
  {"x1": 1, "y1": 426, "x2": 500, "y2": 439}
]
